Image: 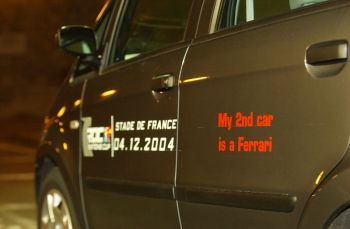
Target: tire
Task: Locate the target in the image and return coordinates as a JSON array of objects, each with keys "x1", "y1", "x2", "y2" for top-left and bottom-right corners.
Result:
[{"x1": 38, "y1": 167, "x2": 80, "y2": 229}]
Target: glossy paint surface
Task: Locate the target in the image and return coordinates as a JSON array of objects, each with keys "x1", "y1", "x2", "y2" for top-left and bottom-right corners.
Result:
[
  {"x1": 36, "y1": 0, "x2": 350, "y2": 228},
  {"x1": 177, "y1": 1, "x2": 350, "y2": 228}
]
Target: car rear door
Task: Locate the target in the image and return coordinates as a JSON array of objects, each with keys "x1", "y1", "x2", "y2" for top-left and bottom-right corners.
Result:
[
  {"x1": 81, "y1": 0, "x2": 200, "y2": 228},
  {"x1": 176, "y1": 0, "x2": 350, "y2": 228}
]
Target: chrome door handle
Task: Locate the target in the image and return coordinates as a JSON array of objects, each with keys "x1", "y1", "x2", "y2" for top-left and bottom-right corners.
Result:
[{"x1": 152, "y1": 74, "x2": 175, "y2": 92}]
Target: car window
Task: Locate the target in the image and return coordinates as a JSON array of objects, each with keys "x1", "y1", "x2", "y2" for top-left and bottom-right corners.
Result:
[
  {"x1": 214, "y1": 0, "x2": 331, "y2": 32},
  {"x1": 95, "y1": 1, "x2": 113, "y2": 48},
  {"x1": 74, "y1": 0, "x2": 114, "y2": 77},
  {"x1": 110, "y1": 0, "x2": 193, "y2": 63}
]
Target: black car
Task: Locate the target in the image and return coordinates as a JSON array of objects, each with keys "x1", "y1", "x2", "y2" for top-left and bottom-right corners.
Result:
[{"x1": 36, "y1": 0, "x2": 350, "y2": 228}]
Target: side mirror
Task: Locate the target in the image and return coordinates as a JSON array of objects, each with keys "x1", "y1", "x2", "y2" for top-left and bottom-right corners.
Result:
[{"x1": 57, "y1": 26, "x2": 97, "y2": 57}]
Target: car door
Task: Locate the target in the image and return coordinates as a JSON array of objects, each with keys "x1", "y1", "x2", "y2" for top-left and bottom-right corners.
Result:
[
  {"x1": 81, "y1": 0, "x2": 199, "y2": 228},
  {"x1": 39, "y1": 1, "x2": 115, "y2": 225},
  {"x1": 177, "y1": 0, "x2": 350, "y2": 228}
]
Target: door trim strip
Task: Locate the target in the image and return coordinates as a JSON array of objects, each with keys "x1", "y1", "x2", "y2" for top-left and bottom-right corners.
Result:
[
  {"x1": 85, "y1": 177, "x2": 174, "y2": 200},
  {"x1": 85, "y1": 177, "x2": 297, "y2": 213},
  {"x1": 176, "y1": 185, "x2": 297, "y2": 213}
]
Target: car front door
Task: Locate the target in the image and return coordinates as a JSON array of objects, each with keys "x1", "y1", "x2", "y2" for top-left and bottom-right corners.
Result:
[
  {"x1": 42, "y1": 1, "x2": 115, "y2": 225},
  {"x1": 81, "y1": 0, "x2": 198, "y2": 228},
  {"x1": 177, "y1": 0, "x2": 350, "y2": 228}
]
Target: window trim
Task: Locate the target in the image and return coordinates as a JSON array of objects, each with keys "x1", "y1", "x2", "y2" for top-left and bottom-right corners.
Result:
[
  {"x1": 209, "y1": 0, "x2": 223, "y2": 34},
  {"x1": 103, "y1": 0, "x2": 127, "y2": 67},
  {"x1": 209, "y1": 0, "x2": 336, "y2": 35},
  {"x1": 102, "y1": 39, "x2": 192, "y2": 75},
  {"x1": 68, "y1": 0, "x2": 119, "y2": 84}
]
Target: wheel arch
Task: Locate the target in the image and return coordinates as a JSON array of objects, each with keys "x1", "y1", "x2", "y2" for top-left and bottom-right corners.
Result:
[
  {"x1": 35, "y1": 144, "x2": 77, "y2": 205},
  {"x1": 298, "y1": 148, "x2": 350, "y2": 229}
]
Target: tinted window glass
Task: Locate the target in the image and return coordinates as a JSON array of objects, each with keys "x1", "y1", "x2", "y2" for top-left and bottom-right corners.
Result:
[
  {"x1": 111, "y1": 0, "x2": 193, "y2": 63},
  {"x1": 74, "y1": 1, "x2": 113, "y2": 77},
  {"x1": 95, "y1": 1, "x2": 113, "y2": 48},
  {"x1": 216, "y1": 0, "x2": 330, "y2": 31}
]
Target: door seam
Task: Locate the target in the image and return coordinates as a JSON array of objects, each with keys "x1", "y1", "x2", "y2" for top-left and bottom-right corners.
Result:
[{"x1": 174, "y1": 43, "x2": 192, "y2": 229}]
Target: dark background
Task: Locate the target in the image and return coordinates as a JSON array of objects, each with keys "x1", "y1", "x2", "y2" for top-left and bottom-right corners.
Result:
[
  {"x1": 0, "y1": 0, "x2": 104, "y2": 226},
  {"x1": 0, "y1": 0, "x2": 105, "y2": 171}
]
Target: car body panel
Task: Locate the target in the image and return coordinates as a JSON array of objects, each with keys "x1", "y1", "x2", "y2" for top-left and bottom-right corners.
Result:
[
  {"x1": 35, "y1": 0, "x2": 350, "y2": 228},
  {"x1": 298, "y1": 147, "x2": 350, "y2": 228},
  {"x1": 36, "y1": 75, "x2": 86, "y2": 224},
  {"x1": 81, "y1": 44, "x2": 190, "y2": 228},
  {"x1": 176, "y1": 1, "x2": 350, "y2": 228}
]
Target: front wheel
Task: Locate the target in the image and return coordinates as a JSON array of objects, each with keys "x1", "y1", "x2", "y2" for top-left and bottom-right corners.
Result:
[{"x1": 38, "y1": 167, "x2": 80, "y2": 229}]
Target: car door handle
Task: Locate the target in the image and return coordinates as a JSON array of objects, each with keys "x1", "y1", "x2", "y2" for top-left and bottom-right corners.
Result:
[
  {"x1": 305, "y1": 40, "x2": 348, "y2": 78},
  {"x1": 151, "y1": 74, "x2": 175, "y2": 92},
  {"x1": 306, "y1": 40, "x2": 348, "y2": 65}
]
